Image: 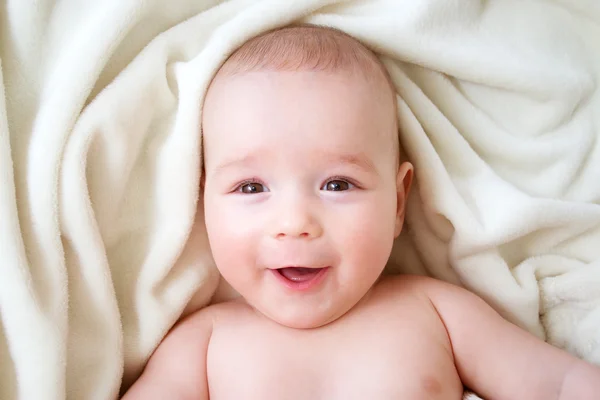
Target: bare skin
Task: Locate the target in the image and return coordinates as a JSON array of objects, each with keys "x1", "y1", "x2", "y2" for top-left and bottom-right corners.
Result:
[{"x1": 123, "y1": 275, "x2": 600, "y2": 400}]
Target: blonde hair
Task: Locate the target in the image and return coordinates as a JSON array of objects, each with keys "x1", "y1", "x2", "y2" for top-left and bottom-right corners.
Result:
[{"x1": 217, "y1": 25, "x2": 392, "y2": 83}]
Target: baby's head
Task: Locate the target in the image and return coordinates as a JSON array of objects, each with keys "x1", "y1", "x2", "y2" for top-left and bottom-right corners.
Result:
[{"x1": 202, "y1": 25, "x2": 413, "y2": 328}]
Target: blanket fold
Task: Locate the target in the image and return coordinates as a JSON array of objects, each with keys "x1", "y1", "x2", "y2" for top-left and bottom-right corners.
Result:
[{"x1": 1, "y1": 0, "x2": 599, "y2": 398}]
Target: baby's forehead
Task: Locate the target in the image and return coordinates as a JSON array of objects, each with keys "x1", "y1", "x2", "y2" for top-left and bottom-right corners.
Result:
[
  {"x1": 212, "y1": 24, "x2": 395, "y2": 93},
  {"x1": 202, "y1": 72, "x2": 399, "y2": 169}
]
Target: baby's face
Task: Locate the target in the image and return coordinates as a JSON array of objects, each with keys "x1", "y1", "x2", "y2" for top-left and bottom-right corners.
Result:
[{"x1": 202, "y1": 69, "x2": 411, "y2": 328}]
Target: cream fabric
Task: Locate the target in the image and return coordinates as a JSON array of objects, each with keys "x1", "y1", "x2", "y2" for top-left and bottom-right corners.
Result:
[{"x1": 1, "y1": 0, "x2": 599, "y2": 398}]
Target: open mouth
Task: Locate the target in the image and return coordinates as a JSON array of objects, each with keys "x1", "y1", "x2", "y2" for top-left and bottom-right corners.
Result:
[
  {"x1": 278, "y1": 267, "x2": 322, "y2": 282},
  {"x1": 272, "y1": 266, "x2": 329, "y2": 291}
]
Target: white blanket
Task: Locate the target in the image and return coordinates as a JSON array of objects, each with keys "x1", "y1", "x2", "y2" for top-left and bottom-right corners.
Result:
[{"x1": 1, "y1": 0, "x2": 599, "y2": 398}]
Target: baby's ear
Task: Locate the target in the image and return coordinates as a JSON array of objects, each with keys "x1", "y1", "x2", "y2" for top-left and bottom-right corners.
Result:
[{"x1": 394, "y1": 162, "x2": 414, "y2": 237}]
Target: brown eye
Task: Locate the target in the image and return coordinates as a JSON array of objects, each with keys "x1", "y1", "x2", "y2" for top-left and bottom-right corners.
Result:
[
  {"x1": 239, "y1": 182, "x2": 267, "y2": 194},
  {"x1": 322, "y1": 180, "x2": 352, "y2": 191}
]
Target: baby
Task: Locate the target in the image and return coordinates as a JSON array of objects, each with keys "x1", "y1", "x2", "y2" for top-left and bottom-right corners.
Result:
[{"x1": 123, "y1": 25, "x2": 600, "y2": 399}]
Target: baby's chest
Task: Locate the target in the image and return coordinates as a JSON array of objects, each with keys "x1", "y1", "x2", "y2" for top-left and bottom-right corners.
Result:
[{"x1": 206, "y1": 317, "x2": 461, "y2": 400}]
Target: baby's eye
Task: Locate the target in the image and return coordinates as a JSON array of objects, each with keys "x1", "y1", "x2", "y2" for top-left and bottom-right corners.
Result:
[
  {"x1": 321, "y1": 179, "x2": 354, "y2": 192},
  {"x1": 238, "y1": 182, "x2": 268, "y2": 194}
]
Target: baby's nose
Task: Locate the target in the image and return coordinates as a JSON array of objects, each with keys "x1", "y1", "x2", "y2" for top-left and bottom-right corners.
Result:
[{"x1": 271, "y1": 197, "x2": 323, "y2": 240}]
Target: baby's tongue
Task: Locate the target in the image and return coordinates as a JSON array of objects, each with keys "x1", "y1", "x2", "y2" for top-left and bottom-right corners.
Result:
[{"x1": 279, "y1": 267, "x2": 320, "y2": 282}]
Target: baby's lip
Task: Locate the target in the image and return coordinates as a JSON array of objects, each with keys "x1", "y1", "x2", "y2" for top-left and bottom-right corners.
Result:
[{"x1": 270, "y1": 266, "x2": 330, "y2": 291}]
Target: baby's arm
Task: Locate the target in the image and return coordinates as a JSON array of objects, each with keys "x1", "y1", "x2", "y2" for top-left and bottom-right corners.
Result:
[
  {"x1": 121, "y1": 309, "x2": 214, "y2": 400},
  {"x1": 415, "y1": 276, "x2": 600, "y2": 400}
]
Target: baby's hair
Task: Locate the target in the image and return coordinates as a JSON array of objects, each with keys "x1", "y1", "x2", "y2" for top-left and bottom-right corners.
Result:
[
  {"x1": 205, "y1": 24, "x2": 401, "y2": 167},
  {"x1": 218, "y1": 25, "x2": 391, "y2": 81}
]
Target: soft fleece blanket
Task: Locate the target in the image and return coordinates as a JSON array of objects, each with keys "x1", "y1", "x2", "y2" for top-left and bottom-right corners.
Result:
[{"x1": 1, "y1": 0, "x2": 599, "y2": 399}]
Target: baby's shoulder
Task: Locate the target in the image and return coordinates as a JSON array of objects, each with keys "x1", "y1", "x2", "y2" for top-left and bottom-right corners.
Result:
[
  {"x1": 171, "y1": 299, "x2": 253, "y2": 335},
  {"x1": 371, "y1": 274, "x2": 468, "y2": 315},
  {"x1": 374, "y1": 274, "x2": 491, "y2": 326}
]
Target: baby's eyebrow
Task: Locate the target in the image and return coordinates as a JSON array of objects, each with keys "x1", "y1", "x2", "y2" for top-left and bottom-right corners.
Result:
[
  {"x1": 212, "y1": 154, "x2": 259, "y2": 176},
  {"x1": 212, "y1": 151, "x2": 376, "y2": 175},
  {"x1": 320, "y1": 151, "x2": 377, "y2": 174}
]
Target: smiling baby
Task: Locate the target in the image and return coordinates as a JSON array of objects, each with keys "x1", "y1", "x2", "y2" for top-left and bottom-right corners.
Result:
[{"x1": 123, "y1": 25, "x2": 600, "y2": 400}]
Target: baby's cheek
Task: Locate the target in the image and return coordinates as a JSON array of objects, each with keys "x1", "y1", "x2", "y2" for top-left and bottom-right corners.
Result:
[
  {"x1": 205, "y1": 205, "x2": 258, "y2": 277},
  {"x1": 343, "y1": 203, "x2": 396, "y2": 267}
]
